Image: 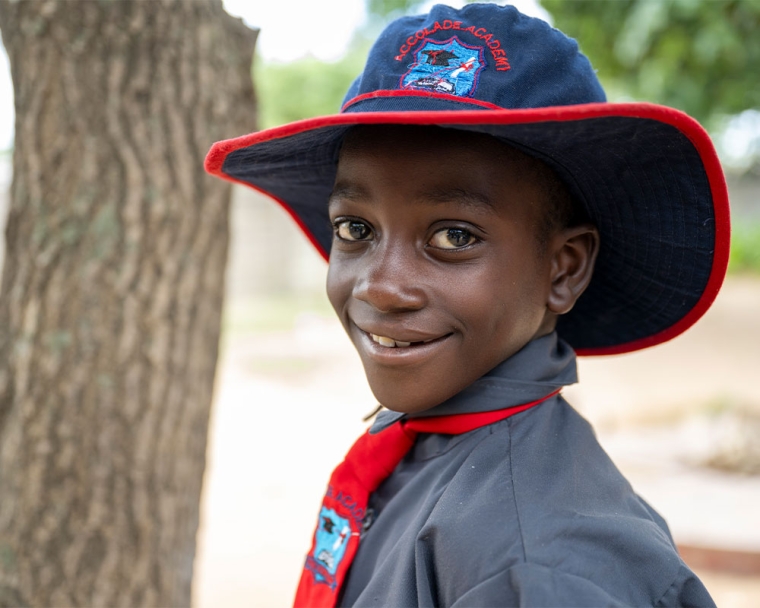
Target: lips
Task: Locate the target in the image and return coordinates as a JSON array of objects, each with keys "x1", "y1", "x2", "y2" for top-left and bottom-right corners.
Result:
[{"x1": 353, "y1": 323, "x2": 453, "y2": 367}]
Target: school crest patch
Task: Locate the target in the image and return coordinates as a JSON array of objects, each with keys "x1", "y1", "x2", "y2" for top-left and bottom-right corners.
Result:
[
  {"x1": 304, "y1": 507, "x2": 352, "y2": 588},
  {"x1": 400, "y1": 36, "x2": 486, "y2": 97}
]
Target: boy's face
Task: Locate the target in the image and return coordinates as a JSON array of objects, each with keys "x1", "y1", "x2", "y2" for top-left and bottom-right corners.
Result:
[{"x1": 326, "y1": 126, "x2": 562, "y2": 414}]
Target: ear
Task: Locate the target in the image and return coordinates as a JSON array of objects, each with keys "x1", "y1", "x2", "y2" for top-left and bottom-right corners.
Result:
[{"x1": 546, "y1": 224, "x2": 600, "y2": 315}]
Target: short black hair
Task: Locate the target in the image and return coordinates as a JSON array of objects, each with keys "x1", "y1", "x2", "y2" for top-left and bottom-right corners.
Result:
[
  {"x1": 490, "y1": 137, "x2": 590, "y2": 251},
  {"x1": 529, "y1": 158, "x2": 589, "y2": 249}
]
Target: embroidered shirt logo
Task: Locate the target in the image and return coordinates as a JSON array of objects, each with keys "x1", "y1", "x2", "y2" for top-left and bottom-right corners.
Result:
[
  {"x1": 400, "y1": 36, "x2": 485, "y2": 97},
  {"x1": 305, "y1": 506, "x2": 352, "y2": 588}
]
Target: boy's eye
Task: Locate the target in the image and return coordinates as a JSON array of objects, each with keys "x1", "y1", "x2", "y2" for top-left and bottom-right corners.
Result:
[
  {"x1": 336, "y1": 220, "x2": 372, "y2": 241},
  {"x1": 429, "y1": 228, "x2": 477, "y2": 249}
]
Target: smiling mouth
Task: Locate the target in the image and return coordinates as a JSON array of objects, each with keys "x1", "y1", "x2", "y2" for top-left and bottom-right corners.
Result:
[{"x1": 368, "y1": 332, "x2": 449, "y2": 349}]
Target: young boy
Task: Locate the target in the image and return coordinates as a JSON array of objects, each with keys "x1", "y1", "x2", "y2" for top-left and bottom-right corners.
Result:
[{"x1": 206, "y1": 3, "x2": 729, "y2": 606}]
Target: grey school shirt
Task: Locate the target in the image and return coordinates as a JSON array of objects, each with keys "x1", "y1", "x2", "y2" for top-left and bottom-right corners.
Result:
[{"x1": 339, "y1": 333, "x2": 715, "y2": 607}]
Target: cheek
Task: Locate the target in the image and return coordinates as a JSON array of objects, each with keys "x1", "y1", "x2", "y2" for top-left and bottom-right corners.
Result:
[
  {"x1": 326, "y1": 259, "x2": 352, "y2": 316},
  {"x1": 448, "y1": 259, "x2": 514, "y2": 313},
  {"x1": 456, "y1": 258, "x2": 547, "y2": 339}
]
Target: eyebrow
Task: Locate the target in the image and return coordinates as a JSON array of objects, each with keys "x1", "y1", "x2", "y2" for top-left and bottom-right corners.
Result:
[
  {"x1": 329, "y1": 183, "x2": 495, "y2": 214},
  {"x1": 328, "y1": 183, "x2": 367, "y2": 206},
  {"x1": 423, "y1": 187, "x2": 495, "y2": 213}
]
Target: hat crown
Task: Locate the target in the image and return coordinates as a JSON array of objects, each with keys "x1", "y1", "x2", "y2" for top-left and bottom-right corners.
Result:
[{"x1": 342, "y1": 3, "x2": 606, "y2": 113}]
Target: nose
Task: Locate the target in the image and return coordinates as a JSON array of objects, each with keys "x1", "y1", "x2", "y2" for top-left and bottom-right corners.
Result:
[{"x1": 352, "y1": 240, "x2": 428, "y2": 313}]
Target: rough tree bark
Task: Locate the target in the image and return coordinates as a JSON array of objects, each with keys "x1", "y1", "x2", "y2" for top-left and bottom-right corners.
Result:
[{"x1": 0, "y1": 1, "x2": 256, "y2": 606}]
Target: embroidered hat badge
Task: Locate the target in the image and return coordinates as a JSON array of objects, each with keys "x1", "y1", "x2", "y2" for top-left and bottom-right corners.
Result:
[{"x1": 400, "y1": 36, "x2": 485, "y2": 97}]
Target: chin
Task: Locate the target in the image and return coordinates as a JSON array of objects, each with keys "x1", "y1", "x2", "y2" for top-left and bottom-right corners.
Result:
[{"x1": 368, "y1": 382, "x2": 453, "y2": 415}]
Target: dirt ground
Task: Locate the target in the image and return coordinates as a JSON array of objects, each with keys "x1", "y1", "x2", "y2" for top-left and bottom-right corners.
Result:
[{"x1": 193, "y1": 275, "x2": 760, "y2": 607}]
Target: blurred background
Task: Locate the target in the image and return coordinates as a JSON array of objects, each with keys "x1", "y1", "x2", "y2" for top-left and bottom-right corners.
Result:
[{"x1": 0, "y1": 0, "x2": 759, "y2": 606}]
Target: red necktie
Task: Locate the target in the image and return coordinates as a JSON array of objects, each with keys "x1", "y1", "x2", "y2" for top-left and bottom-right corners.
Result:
[{"x1": 293, "y1": 389, "x2": 560, "y2": 608}]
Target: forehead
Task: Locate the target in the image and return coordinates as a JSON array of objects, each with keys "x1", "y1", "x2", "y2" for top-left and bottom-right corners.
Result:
[
  {"x1": 333, "y1": 125, "x2": 549, "y2": 222},
  {"x1": 338, "y1": 125, "x2": 524, "y2": 177}
]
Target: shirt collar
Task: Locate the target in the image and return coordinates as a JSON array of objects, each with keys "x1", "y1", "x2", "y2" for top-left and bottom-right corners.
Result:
[{"x1": 370, "y1": 332, "x2": 577, "y2": 434}]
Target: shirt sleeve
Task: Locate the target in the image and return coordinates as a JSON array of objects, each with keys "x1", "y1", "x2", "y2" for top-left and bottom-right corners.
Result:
[
  {"x1": 449, "y1": 562, "x2": 717, "y2": 608},
  {"x1": 450, "y1": 563, "x2": 627, "y2": 608},
  {"x1": 655, "y1": 564, "x2": 717, "y2": 608}
]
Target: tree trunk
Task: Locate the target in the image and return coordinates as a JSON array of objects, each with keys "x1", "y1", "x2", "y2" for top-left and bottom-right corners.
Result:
[{"x1": 0, "y1": 1, "x2": 256, "y2": 605}]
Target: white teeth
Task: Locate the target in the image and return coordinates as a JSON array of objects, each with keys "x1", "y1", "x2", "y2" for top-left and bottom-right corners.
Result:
[
  {"x1": 368, "y1": 333, "x2": 443, "y2": 348},
  {"x1": 370, "y1": 333, "x2": 412, "y2": 348}
]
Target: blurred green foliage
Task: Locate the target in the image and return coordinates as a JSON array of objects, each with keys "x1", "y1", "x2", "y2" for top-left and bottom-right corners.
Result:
[
  {"x1": 254, "y1": 0, "x2": 412, "y2": 129},
  {"x1": 367, "y1": 0, "x2": 421, "y2": 18},
  {"x1": 541, "y1": 0, "x2": 760, "y2": 129},
  {"x1": 255, "y1": 44, "x2": 369, "y2": 129},
  {"x1": 728, "y1": 222, "x2": 760, "y2": 274}
]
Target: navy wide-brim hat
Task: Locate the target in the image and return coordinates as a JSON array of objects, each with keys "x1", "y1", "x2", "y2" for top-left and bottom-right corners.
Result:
[{"x1": 205, "y1": 3, "x2": 730, "y2": 356}]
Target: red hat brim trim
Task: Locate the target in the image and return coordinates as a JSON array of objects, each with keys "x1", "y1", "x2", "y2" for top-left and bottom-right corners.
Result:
[{"x1": 205, "y1": 102, "x2": 730, "y2": 357}]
